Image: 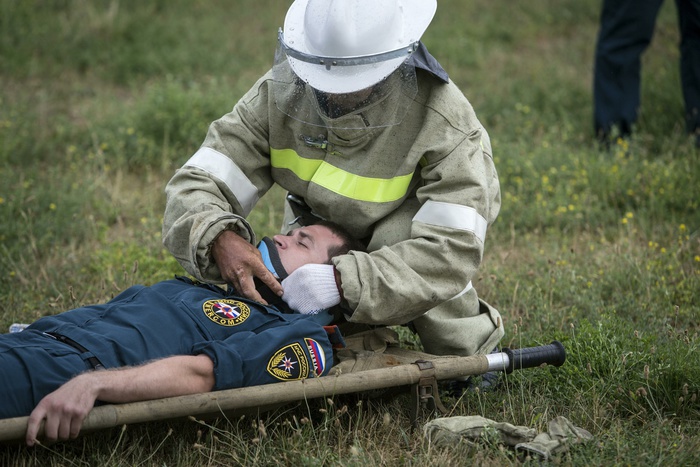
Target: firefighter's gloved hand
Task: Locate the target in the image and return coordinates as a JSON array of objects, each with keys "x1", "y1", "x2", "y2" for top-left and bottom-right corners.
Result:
[{"x1": 282, "y1": 264, "x2": 340, "y2": 314}]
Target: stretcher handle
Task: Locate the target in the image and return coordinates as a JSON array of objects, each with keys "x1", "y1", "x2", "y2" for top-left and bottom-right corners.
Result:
[{"x1": 503, "y1": 341, "x2": 566, "y2": 374}]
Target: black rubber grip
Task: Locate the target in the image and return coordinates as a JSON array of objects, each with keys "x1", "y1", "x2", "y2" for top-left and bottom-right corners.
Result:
[{"x1": 503, "y1": 341, "x2": 566, "y2": 374}]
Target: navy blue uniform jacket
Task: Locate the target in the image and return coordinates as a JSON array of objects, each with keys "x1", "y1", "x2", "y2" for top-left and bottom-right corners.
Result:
[{"x1": 0, "y1": 277, "x2": 335, "y2": 419}]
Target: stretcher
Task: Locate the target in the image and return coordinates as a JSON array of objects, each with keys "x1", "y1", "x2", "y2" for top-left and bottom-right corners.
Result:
[{"x1": 0, "y1": 330, "x2": 565, "y2": 443}]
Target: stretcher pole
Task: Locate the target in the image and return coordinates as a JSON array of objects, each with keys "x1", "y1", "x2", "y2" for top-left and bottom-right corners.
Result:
[{"x1": 0, "y1": 341, "x2": 566, "y2": 443}]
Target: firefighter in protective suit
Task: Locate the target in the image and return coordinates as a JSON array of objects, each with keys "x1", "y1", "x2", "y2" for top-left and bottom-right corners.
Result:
[{"x1": 163, "y1": 0, "x2": 504, "y2": 359}]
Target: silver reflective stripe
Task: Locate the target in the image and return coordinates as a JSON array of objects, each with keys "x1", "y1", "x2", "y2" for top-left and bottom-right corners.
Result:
[
  {"x1": 412, "y1": 200, "x2": 488, "y2": 242},
  {"x1": 448, "y1": 281, "x2": 473, "y2": 301},
  {"x1": 184, "y1": 147, "x2": 259, "y2": 216}
]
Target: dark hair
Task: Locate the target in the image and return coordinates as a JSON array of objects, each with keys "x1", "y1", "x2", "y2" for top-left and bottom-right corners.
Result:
[{"x1": 312, "y1": 220, "x2": 366, "y2": 261}]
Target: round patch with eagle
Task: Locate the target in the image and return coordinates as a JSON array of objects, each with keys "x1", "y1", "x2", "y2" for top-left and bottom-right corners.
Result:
[{"x1": 202, "y1": 299, "x2": 250, "y2": 326}]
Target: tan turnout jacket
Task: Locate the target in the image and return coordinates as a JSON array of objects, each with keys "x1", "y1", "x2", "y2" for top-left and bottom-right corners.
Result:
[{"x1": 163, "y1": 67, "x2": 503, "y2": 356}]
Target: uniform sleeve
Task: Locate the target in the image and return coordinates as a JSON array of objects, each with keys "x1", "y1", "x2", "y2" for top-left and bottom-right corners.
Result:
[
  {"x1": 192, "y1": 318, "x2": 334, "y2": 390},
  {"x1": 162, "y1": 73, "x2": 276, "y2": 281},
  {"x1": 334, "y1": 117, "x2": 501, "y2": 325}
]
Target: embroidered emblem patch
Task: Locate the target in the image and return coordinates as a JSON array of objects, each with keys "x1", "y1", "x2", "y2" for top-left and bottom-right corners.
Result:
[
  {"x1": 202, "y1": 299, "x2": 250, "y2": 326},
  {"x1": 267, "y1": 342, "x2": 309, "y2": 381},
  {"x1": 305, "y1": 338, "x2": 326, "y2": 376}
]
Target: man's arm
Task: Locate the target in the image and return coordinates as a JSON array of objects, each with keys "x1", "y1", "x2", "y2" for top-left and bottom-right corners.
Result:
[
  {"x1": 162, "y1": 74, "x2": 276, "y2": 286},
  {"x1": 25, "y1": 354, "x2": 215, "y2": 446}
]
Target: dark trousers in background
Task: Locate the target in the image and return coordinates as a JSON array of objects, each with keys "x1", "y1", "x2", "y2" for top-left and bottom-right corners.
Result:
[{"x1": 593, "y1": 0, "x2": 700, "y2": 139}]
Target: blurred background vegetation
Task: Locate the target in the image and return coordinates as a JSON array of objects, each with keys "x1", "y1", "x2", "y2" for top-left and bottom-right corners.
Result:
[{"x1": 0, "y1": 0, "x2": 698, "y2": 464}]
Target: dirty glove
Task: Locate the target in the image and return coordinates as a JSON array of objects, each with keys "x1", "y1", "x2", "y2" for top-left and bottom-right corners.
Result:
[
  {"x1": 423, "y1": 415, "x2": 592, "y2": 461},
  {"x1": 515, "y1": 416, "x2": 593, "y2": 460},
  {"x1": 281, "y1": 264, "x2": 340, "y2": 315},
  {"x1": 424, "y1": 415, "x2": 536, "y2": 447}
]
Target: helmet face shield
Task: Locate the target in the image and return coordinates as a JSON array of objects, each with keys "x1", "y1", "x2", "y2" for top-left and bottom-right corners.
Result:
[{"x1": 271, "y1": 39, "x2": 418, "y2": 130}]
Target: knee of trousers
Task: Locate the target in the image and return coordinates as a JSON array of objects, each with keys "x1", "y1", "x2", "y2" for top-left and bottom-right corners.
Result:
[{"x1": 411, "y1": 290, "x2": 504, "y2": 357}]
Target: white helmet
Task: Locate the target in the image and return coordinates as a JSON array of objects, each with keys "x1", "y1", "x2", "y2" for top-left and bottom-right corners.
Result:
[{"x1": 280, "y1": 0, "x2": 437, "y2": 94}]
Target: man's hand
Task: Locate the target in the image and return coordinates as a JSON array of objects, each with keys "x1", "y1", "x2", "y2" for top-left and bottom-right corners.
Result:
[
  {"x1": 25, "y1": 355, "x2": 215, "y2": 446},
  {"x1": 281, "y1": 264, "x2": 341, "y2": 314},
  {"x1": 26, "y1": 374, "x2": 97, "y2": 446},
  {"x1": 211, "y1": 230, "x2": 283, "y2": 303}
]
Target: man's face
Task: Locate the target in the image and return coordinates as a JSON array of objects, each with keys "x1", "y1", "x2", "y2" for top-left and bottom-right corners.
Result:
[{"x1": 273, "y1": 225, "x2": 342, "y2": 274}]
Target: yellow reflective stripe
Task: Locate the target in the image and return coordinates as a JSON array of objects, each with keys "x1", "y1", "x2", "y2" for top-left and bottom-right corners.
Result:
[
  {"x1": 271, "y1": 148, "x2": 412, "y2": 203},
  {"x1": 270, "y1": 148, "x2": 322, "y2": 179}
]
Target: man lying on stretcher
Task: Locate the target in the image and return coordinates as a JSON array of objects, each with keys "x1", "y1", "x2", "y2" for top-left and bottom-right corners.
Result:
[{"x1": 0, "y1": 221, "x2": 364, "y2": 446}]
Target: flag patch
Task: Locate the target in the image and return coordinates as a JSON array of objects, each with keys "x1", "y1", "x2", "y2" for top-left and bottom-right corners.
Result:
[
  {"x1": 267, "y1": 342, "x2": 309, "y2": 381},
  {"x1": 305, "y1": 338, "x2": 326, "y2": 376},
  {"x1": 203, "y1": 299, "x2": 250, "y2": 326}
]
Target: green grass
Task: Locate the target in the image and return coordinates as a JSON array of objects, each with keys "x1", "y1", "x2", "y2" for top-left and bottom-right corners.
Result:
[{"x1": 1, "y1": 0, "x2": 699, "y2": 465}]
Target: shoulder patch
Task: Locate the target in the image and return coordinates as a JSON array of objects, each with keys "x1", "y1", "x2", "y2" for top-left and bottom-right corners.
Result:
[
  {"x1": 305, "y1": 338, "x2": 327, "y2": 376},
  {"x1": 267, "y1": 342, "x2": 309, "y2": 381},
  {"x1": 202, "y1": 299, "x2": 250, "y2": 326}
]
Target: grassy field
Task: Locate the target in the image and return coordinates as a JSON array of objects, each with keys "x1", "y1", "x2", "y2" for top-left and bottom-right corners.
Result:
[{"x1": 1, "y1": 0, "x2": 699, "y2": 465}]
